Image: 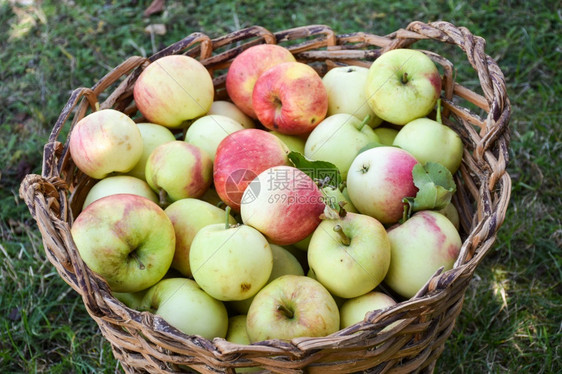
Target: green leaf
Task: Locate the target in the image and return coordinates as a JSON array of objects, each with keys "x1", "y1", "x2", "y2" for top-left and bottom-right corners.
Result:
[
  {"x1": 288, "y1": 151, "x2": 342, "y2": 188},
  {"x1": 402, "y1": 162, "x2": 457, "y2": 220}
]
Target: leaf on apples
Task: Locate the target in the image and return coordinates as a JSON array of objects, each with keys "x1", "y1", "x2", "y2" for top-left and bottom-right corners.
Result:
[
  {"x1": 402, "y1": 162, "x2": 456, "y2": 220},
  {"x1": 320, "y1": 204, "x2": 340, "y2": 220},
  {"x1": 288, "y1": 151, "x2": 342, "y2": 188}
]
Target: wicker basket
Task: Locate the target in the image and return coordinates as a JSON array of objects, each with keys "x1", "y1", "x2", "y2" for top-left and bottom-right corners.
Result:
[{"x1": 20, "y1": 21, "x2": 511, "y2": 373}]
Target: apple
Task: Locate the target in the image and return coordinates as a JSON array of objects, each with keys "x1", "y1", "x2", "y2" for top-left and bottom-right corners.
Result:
[
  {"x1": 184, "y1": 114, "x2": 245, "y2": 161},
  {"x1": 246, "y1": 275, "x2": 340, "y2": 342},
  {"x1": 322, "y1": 65, "x2": 382, "y2": 128},
  {"x1": 373, "y1": 127, "x2": 399, "y2": 146},
  {"x1": 207, "y1": 100, "x2": 255, "y2": 129},
  {"x1": 339, "y1": 291, "x2": 397, "y2": 329},
  {"x1": 200, "y1": 187, "x2": 224, "y2": 207},
  {"x1": 346, "y1": 146, "x2": 419, "y2": 224},
  {"x1": 225, "y1": 315, "x2": 262, "y2": 372},
  {"x1": 240, "y1": 166, "x2": 326, "y2": 245},
  {"x1": 321, "y1": 185, "x2": 357, "y2": 213},
  {"x1": 438, "y1": 202, "x2": 460, "y2": 230},
  {"x1": 140, "y1": 278, "x2": 228, "y2": 339},
  {"x1": 164, "y1": 198, "x2": 237, "y2": 277},
  {"x1": 145, "y1": 141, "x2": 213, "y2": 203},
  {"x1": 308, "y1": 212, "x2": 391, "y2": 298},
  {"x1": 252, "y1": 61, "x2": 328, "y2": 135},
  {"x1": 189, "y1": 223, "x2": 273, "y2": 301},
  {"x1": 71, "y1": 194, "x2": 175, "y2": 293},
  {"x1": 365, "y1": 48, "x2": 442, "y2": 125},
  {"x1": 133, "y1": 54, "x2": 214, "y2": 128},
  {"x1": 82, "y1": 175, "x2": 158, "y2": 210},
  {"x1": 269, "y1": 131, "x2": 306, "y2": 154},
  {"x1": 126, "y1": 123, "x2": 176, "y2": 181},
  {"x1": 392, "y1": 117, "x2": 464, "y2": 173},
  {"x1": 293, "y1": 234, "x2": 312, "y2": 251},
  {"x1": 229, "y1": 244, "x2": 305, "y2": 315},
  {"x1": 113, "y1": 290, "x2": 147, "y2": 310},
  {"x1": 226, "y1": 44, "x2": 296, "y2": 118},
  {"x1": 304, "y1": 114, "x2": 379, "y2": 179},
  {"x1": 69, "y1": 109, "x2": 143, "y2": 179},
  {"x1": 213, "y1": 129, "x2": 290, "y2": 212},
  {"x1": 384, "y1": 210, "x2": 462, "y2": 298}
]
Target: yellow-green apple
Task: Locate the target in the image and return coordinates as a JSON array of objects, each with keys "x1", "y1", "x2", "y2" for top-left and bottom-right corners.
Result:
[
  {"x1": 392, "y1": 117, "x2": 464, "y2": 173},
  {"x1": 347, "y1": 146, "x2": 419, "y2": 224},
  {"x1": 252, "y1": 61, "x2": 328, "y2": 135},
  {"x1": 321, "y1": 185, "x2": 357, "y2": 213},
  {"x1": 293, "y1": 234, "x2": 312, "y2": 251},
  {"x1": 304, "y1": 114, "x2": 379, "y2": 179},
  {"x1": 269, "y1": 131, "x2": 306, "y2": 154},
  {"x1": 229, "y1": 244, "x2": 305, "y2": 315},
  {"x1": 184, "y1": 114, "x2": 244, "y2": 161},
  {"x1": 339, "y1": 291, "x2": 396, "y2": 329},
  {"x1": 213, "y1": 129, "x2": 290, "y2": 212},
  {"x1": 71, "y1": 194, "x2": 175, "y2": 293},
  {"x1": 139, "y1": 278, "x2": 228, "y2": 339},
  {"x1": 365, "y1": 49, "x2": 441, "y2": 125},
  {"x1": 112, "y1": 290, "x2": 147, "y2": 310},
  {"x1": 226, "y1": 44, "x2": 296, "y2": 119},
  {"x1": 246, "y1": 275, "x2": 339, "y2": 342},
  {"x1": 322, "y1": 65, "x2": 382, "y2": 128},
  {"x1": 69, "y1": 109, "x2": 143, "y2": 179},
  {"x1": 133, "y1": 55, "x2": 214, "y2": 128},
  {"x1": 438, "y1": 202, "x2": 460, "y2": 230},
  {"x1": 240, "y1": 166, "x2": 325, "y2": 245},
  {"x1": 126, "y1": 123, "x2": 176, "y2": 180},
  {"x1": 207, "y1": 100, "x2": 255, "y2": 129},
  {"x1": 373, "y1": 127, "x2": 399, "y2": 146},
  {"x1": 189, "y1": 223, "x2": 273, "y2": 301},
  {"x1": 384, "y1": 210, "x2": 461, "y2": 298},
  {"x1": 307, "y1": 212, "x2": 391, "y2": 298},
  {"x1": 145, "y1": 141, "x2": 212, "y2": 203},
  {"x1": 83, "y1": 175, "x2": 158, "y2": 210},
  {"x1": 164, "y1": 198, "x2": 237, "y2": 277},
  {"x1": 225, "y1": 315, "x2": 261, "y2": 372},
  {"x1": 200, "y1": 187, "x2": 224, "y2": 207}
]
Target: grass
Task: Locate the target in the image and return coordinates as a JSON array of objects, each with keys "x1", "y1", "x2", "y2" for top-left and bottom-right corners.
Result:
[{"x1": 1, "y1": 0, "x2": 560, "y2": 373}]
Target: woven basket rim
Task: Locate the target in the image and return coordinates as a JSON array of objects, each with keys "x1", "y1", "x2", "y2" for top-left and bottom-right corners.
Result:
[{"x1": 20, "y1": 21, "x2": 512, "y2": 373}]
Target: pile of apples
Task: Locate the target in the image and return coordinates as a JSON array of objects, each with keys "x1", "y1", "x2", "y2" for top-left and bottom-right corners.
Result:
[{"x1": 69, "y1": 43, "x2": 465, "y2": 345}]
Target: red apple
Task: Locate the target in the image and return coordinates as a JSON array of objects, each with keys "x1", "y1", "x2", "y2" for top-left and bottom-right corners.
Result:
[
  {"x1": 226, "y1": 44, "x2": 296, "y2": 119},
  {"x1": 213, "y1": 129, "x2": 290, "y2": 212},
  {"x1": 240, "y1": 165, "x2": 325, "y2": 245},
  {"x1": 252, "y1": 62, "x2": 328, "y2": 135}
]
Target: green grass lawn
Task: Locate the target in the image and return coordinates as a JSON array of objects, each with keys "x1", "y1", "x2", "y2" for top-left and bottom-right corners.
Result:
[{"x1": 1, "y1": 0, "x2": 560, "y2": 373}]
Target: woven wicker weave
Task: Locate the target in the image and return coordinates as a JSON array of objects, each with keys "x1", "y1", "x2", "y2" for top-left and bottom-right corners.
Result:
[{"x1": 20, "y1": 21, "x2": 511, "y2": 373}]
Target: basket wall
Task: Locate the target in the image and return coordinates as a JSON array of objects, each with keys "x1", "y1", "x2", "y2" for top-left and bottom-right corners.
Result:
[{"x1": 20, "y1": 21, "x2": 511, "y2": 374}]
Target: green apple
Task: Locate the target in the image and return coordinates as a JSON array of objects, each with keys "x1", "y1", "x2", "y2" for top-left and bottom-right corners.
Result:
[
  {"x1": 82, "y1": 175, "x2": 158, "y2": 210},
  {"x1": 225, "y1": 315, "x2": 262, "y2": 372},
  {"x1": 190, "y1": 223, "x2": 273, "y2": 301},
  {"x1": 308, "y1": 212, "x2": 391, "y2": 298},
  {"x1": 246, "y1": 275, "x2": 340, "y2": 342},
  {"x1": 339, "y1": 291, "x2": 396, "y2": 329},
  {"x1": 133, "y1": 55, "x2": 214, "y2": 128},
  {"x1": 384, "y1": 210, "x2": 462, "y2": 298},
  {"x1": 365, "y1": 49, "x2": 441, "y2": 125},
  {"x1": 393, "y1": 117, "x2": 464, "y2": 173},
  {"x1": 373, "y1": 127, "x2": 399, "y2": 146},
  {"x1": 207, "y1": 100, "x2": 255, "y2": 129},
  {"x1": 304, "y1": 114, "x2": 379, "y2": 179},
  {"x1": 322, "y1": 65, "x2": 382, "y2": 128},
  {"x1": 71, "y1": 194, "x2": 175, "y2": 293},
  {"x1": 269, "y1": 131, "x2": 306, "y2": 154},
  {"x1": 438, "y1": 202, "x2": 460, "y2": 230},
  {"x1": 184, "y1": 114, "x2": 245, "y2": 161},
  {"x1": 113, "y1": 290, "x2": 147, "y2": 310},
  {"x1": 164, "y1": 199, "x2": 237, "y2": 277},
  {"x1": 140, "y1": 278, "x2": 228, "y2": 339},
  {"x1": 127, "y1": 123, "x2": 176, "y2": 181},
  {"x1": 145, "y1": 141, "x2": 213, "y2": 203},
  {"x1": 68, "y1": 109, "x2": 143, "y2": 179},
  {"x1": 293, "y1": 234, "x2": 312, "y2": 251},
  {"x1": 229, "y1": 244, "x2": 305, "y2": 314}
]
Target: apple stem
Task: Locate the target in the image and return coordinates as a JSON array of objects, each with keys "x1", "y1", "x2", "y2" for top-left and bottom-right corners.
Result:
[
  {"x1": 130, "y1": 251, "x2": 145, "y2": 270},
  {"x1": 225, "y1": 206, "x2": 231, "y2": 229},
  {"x1": 401, "y1": 72, "x2": 409, "y2": 84},
  {"x1": 333, "y1": 224, "x2": 351, "y2": 246},
  {"x1": 436, "y1": 98, "x2": 442, "y2": 124},
  {"x1": 359, "y1": 115, "x2": 371, "y2": 130},
  {"x1": 158, "y1": 189, "x2": 168, "y2": 208},
  {"x1": 277, "y1": 304, "x2": 294, "y2": 319}
]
